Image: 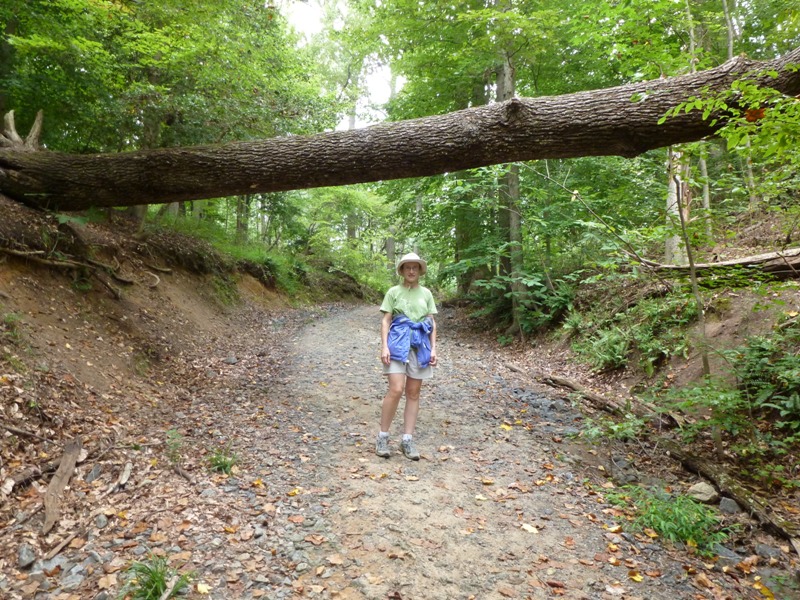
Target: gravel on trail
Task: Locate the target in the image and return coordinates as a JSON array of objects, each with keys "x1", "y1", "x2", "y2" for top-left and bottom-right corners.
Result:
[{"x1": 2, "y1": 303, "x2": 770, "y2": 600}]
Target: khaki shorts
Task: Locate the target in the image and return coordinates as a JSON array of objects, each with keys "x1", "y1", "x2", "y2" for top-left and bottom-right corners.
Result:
[{"x1": 383, "y1": 347, "x2": 433, "y2": 380}]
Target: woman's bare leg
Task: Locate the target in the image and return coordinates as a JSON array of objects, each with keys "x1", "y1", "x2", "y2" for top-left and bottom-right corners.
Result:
[
  {"x1": 381, "y1": 373, "x2": 406, "y2": 432},
  {"x1": 402, "y1": 377, "x2": 422, "y2": 435}
]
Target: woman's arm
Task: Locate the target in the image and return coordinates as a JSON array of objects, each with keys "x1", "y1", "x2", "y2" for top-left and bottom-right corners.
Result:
[
  {"x1": 381, "y1": 311, "x2": 393, "y2": 365},
  {"x1": 428, "y1": 316, "x2": 437, "y2": 366}
]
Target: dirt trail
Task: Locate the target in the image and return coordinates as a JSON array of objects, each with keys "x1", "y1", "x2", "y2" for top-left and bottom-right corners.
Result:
[
  {"x1": 1, "y1": 300, "x2": 775, "y2": 600},
  {"x1": 228, "y1": 304, "x2": 757, "y2": 600}
]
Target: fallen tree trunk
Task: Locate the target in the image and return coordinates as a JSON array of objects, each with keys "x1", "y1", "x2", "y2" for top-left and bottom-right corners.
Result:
[
  {"x1": 1, "y1": 48, "x2": 800, "y2": 211},
  {"x1": 508, "y1": 365, "x2": 669, "y2": 422},
  {"x1": 643, "y1": 247, "x2": 800, "y2": 278}
]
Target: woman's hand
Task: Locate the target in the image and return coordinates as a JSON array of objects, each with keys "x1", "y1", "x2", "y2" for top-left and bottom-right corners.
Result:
[
  {"x1": 381, "y1": 346, "x2": 391, "y2": 365},
  {"x1": 429, "y1": 350, "x2": 438, "y2": 367}
]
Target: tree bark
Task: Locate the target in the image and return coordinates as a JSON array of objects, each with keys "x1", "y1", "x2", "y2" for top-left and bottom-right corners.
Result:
[
  {"x1": 644, "y1": 247, "x2": 800, "y2": 278},
  {"x1": 42, "y1": 438, "x2": 82, "y2": 535},
  {"x1": 2, "y1": 49, "x2": 800, "y2": 211}
]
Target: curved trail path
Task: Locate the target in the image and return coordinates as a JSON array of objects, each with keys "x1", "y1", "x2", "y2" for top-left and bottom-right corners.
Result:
[
  {"x1": 14, "y1": 302, "x2": 765, "y2": 600},
  {"x1": 189, "y1": 303, "x2": 756, "y2": 600}
]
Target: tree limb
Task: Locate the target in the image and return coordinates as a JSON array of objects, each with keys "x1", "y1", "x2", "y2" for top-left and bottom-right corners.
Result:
[
  {"x1": 42, "y1": 437, "x2": 82, "y2": 535},
  {"x1": 0, "y1": 420, "x2": 52, "y2": 443},
  {"x1": 2, "y1": 49, "x2": 800, "y2": 210}
]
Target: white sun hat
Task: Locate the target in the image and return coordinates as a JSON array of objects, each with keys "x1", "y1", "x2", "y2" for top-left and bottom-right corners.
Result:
[{"x1": 396, "y1": 252, "x2": 427, "y2": 276}]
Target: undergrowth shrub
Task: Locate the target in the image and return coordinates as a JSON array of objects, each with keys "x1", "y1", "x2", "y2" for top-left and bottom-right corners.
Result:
[
  {"x1": 1, "y1": 313, "x2": 23, "y2": 343},
  {"x1": 605, "y1": 486, "x2": 734, "y2": 557},
  {"x1": 731, "y1": 322, "x2": 800, "y2": 434},
  {"x1": 655, "y1": 322, "x2": 800, "y2": 489},
  {"x1": 469, "y1": 270, "x2": 579, "y2": 332},
  {"x1": 119, "y1": 555, "x2": 193, "y2": 600},
  {"x1": 569, "y1": 293, "x2": 697, "y2": 373}
]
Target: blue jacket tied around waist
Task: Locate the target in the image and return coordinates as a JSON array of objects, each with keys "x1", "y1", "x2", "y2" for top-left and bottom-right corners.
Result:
[{"x1": 387, "y1": 315, "x2": 433, "y2": 368}]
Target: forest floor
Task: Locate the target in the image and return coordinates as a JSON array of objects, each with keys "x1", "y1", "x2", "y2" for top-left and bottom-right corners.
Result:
[{"x1": 0, "y1": 203, "x2": 799, "y2": 600}]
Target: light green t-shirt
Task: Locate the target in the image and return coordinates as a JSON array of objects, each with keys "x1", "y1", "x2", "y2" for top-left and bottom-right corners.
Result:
[{"x1": 380, "y1": 285, "x2": 438, "y2": 323}]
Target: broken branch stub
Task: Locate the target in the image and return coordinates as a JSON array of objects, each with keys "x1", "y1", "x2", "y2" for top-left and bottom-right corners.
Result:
[{"x1": 0, "y1": 110, "x2": 43, "y2": 151}]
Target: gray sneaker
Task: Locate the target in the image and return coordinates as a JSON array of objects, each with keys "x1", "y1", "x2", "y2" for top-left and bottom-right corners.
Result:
[
  {"x1": 375, "y1": 435, "x2": 390, "y2": 458},
  {"x1": 401, "y1": 438, "x2": 420, "y2": 461}
]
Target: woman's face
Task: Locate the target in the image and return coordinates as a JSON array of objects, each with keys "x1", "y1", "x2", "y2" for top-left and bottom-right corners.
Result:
[{"x1": 401, "y1": 262, "x2": 421, "y2": 285}]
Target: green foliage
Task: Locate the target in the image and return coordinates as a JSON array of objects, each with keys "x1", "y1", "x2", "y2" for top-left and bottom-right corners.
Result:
[
  {"x1": 582, "y1": 414, "x2": 647, "y2": 443},
  {"x1": 606, "y1": 486, "x2": 735, "y2": 557},
  {"x1": 662, "y1": 379, "x2": 752, "y2": 442},
  {"x1": 570, "y1": 291, "x2": 697, "y2": 373},
  {"x1": 730, "y1": 322, "x2": 800, "y2": 433},
  {"x1": 574, "y1": 326, "x2": 630, "y2": 371},
  {"x1": 211, "y1": 276, "x2": 239, "y2": 307},
  {"x1": 1, "y1": 313, "x2": 23, "y2": 344},
  {"x1": 661, "y1": 73, "x2": 800, "y2": 205},
  {"x1": 3, "y1": 0, "x2": 339, "y2": 152},
  {"x1": 70, "y1": 276, "x2": 93, "y2": 294},
  {"x1": 1, "y1": 313, "x2": 26, "y2": 372},
  {"x1": 119, "y1": 555, "x2": 192, "y2": 600},
  {"x1": 657, "y1": 323, "x2": 800, "y2": 489},
  {"x1": 208, "y1": 444, "x2": 238, "y2": 474}
]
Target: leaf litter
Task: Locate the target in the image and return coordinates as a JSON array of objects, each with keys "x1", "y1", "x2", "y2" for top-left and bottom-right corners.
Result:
[{"x1": 0, "y1": 263, "x2": 793, "y2": 599}]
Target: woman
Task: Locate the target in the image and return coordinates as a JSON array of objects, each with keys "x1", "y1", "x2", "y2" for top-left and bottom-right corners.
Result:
[{"x1": 376, "y1": 252, "x2": 438, "y2": 460}]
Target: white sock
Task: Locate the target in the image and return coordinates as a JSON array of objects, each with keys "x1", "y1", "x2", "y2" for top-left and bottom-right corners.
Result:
[
  {"x1": 379, "y1": 431, "x2": 389, "y2": 438},
  {"x1": 402, "y1": 434, "x2": 412, "y2": 442}
]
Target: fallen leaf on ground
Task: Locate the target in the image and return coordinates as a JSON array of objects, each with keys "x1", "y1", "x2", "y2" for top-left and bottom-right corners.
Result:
[
  {"x1": 605, "y1": 583, "x2": 626, "y2": 595},
  {"x1": 305, "y1": 534, "x2": 326, "y2": 545},
  {"x1": 693, "y1": 572, "x2": 714, "y2": 588},
  {"x1": 497, "y1": 584, "x2": 517, "y2": 597},
  {"x1": 97, "y1": 574, "x2": 117, "y2": 589}
]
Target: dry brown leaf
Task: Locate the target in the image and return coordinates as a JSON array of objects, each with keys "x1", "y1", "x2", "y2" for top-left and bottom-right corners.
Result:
[
  {"x1": 497, "y1": 584, "x2": 517, "y2": 597},
  {"x1": 605, "y1": 583, "x2": 626, "y2": 595},
  {"x1": 305, "y1": 534, "x2": 326, "y2": 546},
  {"x1": 68, "y1": 537, "x2": 86, "y2": 549},
  {"x1": 169, "y1": 551, "x2": 192, "y2": 564},
  {"x1": 693, "y1": 572, "x2": 714, "y2": 588},
  {"x1": 645, "y1": 569, "x2": 662, "y2": 578},
  {"x1": 736, "y1": 555, "x2": 760, "y2": 574},
  {"x1": 97, "y1": 574, "x2": 117, "y2": 589}
]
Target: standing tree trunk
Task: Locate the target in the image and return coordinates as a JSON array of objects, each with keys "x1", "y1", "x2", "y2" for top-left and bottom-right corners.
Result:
[
  {"x1": 453, "y1": 79, "x2": 491, "y2": 295},
  {"x1": 496, "y1": 45, "x2": 525, "y2": 335},
  {"x1": 684, "y1": 0, "x2": 714, "y2": 246},
  {"x1": 665, "y1": 148, "x2": 688, "y2": 265},
  {"x1": 236, "y1": 195, "x2": 251, "y2": 243}
]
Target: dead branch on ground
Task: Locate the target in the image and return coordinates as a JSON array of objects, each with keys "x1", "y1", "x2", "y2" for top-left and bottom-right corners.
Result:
[{"x1": 42, "y1": 437, "x2": 82, "y2": 534}]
